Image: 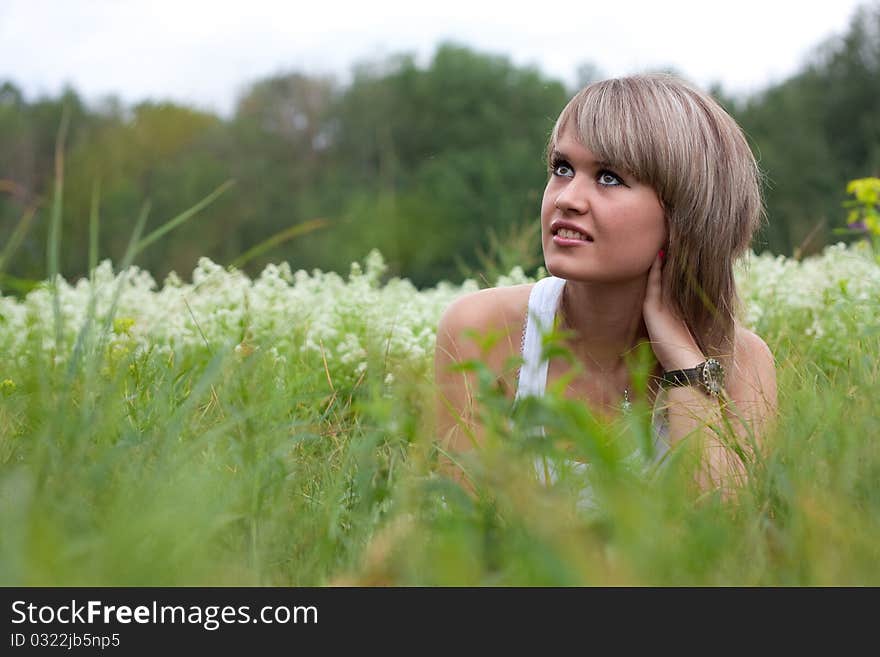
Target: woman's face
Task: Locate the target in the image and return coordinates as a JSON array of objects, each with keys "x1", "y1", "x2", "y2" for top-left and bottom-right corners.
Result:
[{"x1": 541, "y1": 126, "x2": 667, "y2": 283}]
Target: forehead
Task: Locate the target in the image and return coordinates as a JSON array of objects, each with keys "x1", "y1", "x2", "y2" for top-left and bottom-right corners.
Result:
[
  {"x1": 552, "y1": 129, "x2": 606, "y2": 165},
  {"x1": 551, "y1": 126, "x2": 626, "y2": 175}
]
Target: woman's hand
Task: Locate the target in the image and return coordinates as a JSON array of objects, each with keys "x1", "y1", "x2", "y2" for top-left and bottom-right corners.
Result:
[
  {"x1": 643, "y1": 250, "x2": 735, "y2": 494},
  {"x1": 642, "y1": 251, "x2": 705, "y2": 372}
]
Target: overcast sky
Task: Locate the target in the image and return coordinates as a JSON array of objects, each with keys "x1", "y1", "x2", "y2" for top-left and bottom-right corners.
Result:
[{"x1": 0, "y1": 0, "x2": 871, "y2": 116}]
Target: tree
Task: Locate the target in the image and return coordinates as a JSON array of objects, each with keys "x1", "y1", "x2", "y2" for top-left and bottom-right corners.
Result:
[{"x1": 735, "y1": 2, "x2": 880, "y2": 256}]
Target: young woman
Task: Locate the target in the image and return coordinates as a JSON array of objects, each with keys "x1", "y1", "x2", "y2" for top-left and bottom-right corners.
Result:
[{"x1": 434, "y1": 74, "x2": 778, "y2": 496}]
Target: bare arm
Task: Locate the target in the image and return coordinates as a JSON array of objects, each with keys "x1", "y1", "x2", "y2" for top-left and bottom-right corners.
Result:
[
  {"x1": 434, "y1": 301, "x2": 482, "y2": 489},
  {"x1": 642, "y1": 253, "x2": 778, "y2": 496},
  {"x1": 664, "y1": 329, "x2": 778, "y2": 497},
  {"x1": 433, "y1": 290, "x2": 524, "y2": 491}
]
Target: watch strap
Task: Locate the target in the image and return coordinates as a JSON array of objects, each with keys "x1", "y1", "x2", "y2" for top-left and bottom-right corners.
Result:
[
  {"x1": 660, "y1": 366, "x2": 702, "y2": 388},
  {"x1": 660, "y1": 359, "x2": 724, "y2": 397}
]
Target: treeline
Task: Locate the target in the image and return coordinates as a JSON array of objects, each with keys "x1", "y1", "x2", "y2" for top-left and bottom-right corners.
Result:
[
  {"x1": 1, "y1": 4, "x2": 878, "y2": 291},
  {"x1": 733, "y1": 2, "x2": 880, "y2": 257}
]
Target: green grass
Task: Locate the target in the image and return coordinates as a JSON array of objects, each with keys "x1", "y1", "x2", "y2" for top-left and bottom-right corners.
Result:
[{"x1": 1, "y1": 270, "x2": 878, "y2": 585}]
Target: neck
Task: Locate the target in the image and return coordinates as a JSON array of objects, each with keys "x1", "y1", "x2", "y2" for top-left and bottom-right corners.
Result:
[{"x1": 558, "y1": 275, "x2": 653, "y2": 376}]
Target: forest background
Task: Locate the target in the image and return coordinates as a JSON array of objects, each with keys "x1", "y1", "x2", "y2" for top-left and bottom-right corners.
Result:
[{"x1": 1, "y1": 4, "x2": 878, "y2": 292}]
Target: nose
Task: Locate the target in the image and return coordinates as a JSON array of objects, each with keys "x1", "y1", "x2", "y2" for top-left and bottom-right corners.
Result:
[{"x1": 553, "y1": 177, "x2": 590, "y2": 215}]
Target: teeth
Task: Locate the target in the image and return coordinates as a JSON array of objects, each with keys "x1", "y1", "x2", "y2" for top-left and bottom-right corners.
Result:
[{"x1": 557, "y1": 228, "x2": 588, "y2": 241}]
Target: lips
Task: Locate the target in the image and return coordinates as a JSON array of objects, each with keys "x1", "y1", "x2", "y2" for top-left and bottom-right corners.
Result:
[{"x1": 550, "y1": 219, "x2": 593, "y2": 242}]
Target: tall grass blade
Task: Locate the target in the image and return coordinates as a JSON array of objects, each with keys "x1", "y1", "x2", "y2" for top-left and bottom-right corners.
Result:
[
  {"x1": 66, "y1": 181, "x2": 103, "y2": 378},
  {"x1": 74, "y1": 202, "x2": 152, "y2": 438},
  {"x1": 89, "y1": 179, "x2": 101, "y2": 277},
  {"x1": 48, "y1": 105, "x2": 70, "y2": 356},
  {"x1": 96, "y1": 202, "x2": 151, "y2": 351},
  {"x1": 134, "y1": 179, "x2": 235, "y2": 255},
  {"x1": 229, "y1": 218, "x2": 329, "y2": 269},
  {"x1": 0, "y1": 205, "x2": 38, "y2": 280}
]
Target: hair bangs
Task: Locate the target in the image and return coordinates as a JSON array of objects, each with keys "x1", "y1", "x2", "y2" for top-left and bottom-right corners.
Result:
[{"x1": 548, "y1": 79, "x2": 668, "y2": 189}]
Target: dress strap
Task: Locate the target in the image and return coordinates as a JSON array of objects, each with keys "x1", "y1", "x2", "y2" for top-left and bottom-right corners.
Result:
[{"x1": 515, "y1": 276, "x2": 566, "y2": 401}]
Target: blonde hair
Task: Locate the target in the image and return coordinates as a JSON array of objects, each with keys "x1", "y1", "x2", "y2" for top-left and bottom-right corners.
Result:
[{"x1": 547, "y1": 73, "x2": 765, "y2": 366}]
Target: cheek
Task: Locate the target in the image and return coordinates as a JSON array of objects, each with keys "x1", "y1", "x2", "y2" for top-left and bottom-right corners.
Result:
[
  {"x1": 540, "y1": 187, "x2": 554, "y2": 222},
  {"x1": 602, "y1": 207, "x2": 665, "y2": 262},
  {"x1": 620, "y1": 201, "x2": 665, "y2": 239}
]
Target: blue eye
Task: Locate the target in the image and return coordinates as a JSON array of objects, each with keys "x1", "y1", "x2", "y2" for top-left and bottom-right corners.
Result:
[
  {"x1": 597, "y1": 170, "x2": 623, "y2": 186},
  {"x1": 550, "y1": 158, "x2": 574, "y2": 178}
]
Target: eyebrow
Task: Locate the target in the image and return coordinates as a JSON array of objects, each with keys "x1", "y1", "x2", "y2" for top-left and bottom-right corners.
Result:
[{"x1": 549, "y1": 148, "x2": 616, "y2": 171}]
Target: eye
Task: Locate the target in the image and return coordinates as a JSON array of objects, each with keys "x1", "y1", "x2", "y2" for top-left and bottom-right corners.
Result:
[
  {"x1": 597, "y1": 169, "x2": 623, "y2": 186},
  {"x1": 550, "y1": 158, "x2": 574, "y2": 178}
]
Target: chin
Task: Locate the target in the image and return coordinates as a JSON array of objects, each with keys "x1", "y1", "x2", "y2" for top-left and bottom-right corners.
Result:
[
  {"x1": 543, "y1": 257, "x2": 636, "y2": 284},
  {"x1": 543, "y1": 258, "x2": 590, "y2": 281}
]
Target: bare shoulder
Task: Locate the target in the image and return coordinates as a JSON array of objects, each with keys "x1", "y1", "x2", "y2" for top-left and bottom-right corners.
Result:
[
  {"x1": 733, "y1": 326, "x2": 776, "y2": 375},
  {"x1": 437, "y1": 284, "x2": 533, "y2": 343},
  {"x1": 436, "y1": 284, "x2": 534, "y2": 366},
  {"x1": 727, "y1": 324, "x2": 778, "y2": 426}
]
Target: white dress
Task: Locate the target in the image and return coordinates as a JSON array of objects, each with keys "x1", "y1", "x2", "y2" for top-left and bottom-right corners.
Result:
[{"x1": 513, "y1": 276, "x2": 670, "y2": 508}]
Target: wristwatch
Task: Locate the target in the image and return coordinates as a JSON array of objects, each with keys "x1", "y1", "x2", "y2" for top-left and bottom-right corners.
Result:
[{"x1": 660, "y1": 358, "x2": 725, "y2": 397}]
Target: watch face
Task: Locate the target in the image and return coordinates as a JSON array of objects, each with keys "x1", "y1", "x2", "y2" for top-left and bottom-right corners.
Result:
[{"x1": 701, "y1": 358, "x2": 724, "y2": 395}]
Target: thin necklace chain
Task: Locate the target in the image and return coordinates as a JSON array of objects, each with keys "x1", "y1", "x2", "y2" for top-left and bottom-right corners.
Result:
[{"x1": 558, "y1": 287, "x2": 632, "y2": 413}]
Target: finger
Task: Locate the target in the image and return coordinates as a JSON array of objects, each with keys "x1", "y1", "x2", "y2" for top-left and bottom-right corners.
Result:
[
  {"x1": 644, "y1": 253, "x2": 662, "y2": 307},
  {"x1": 648, "y1": 251, "x2": 663, "y2": 284}
]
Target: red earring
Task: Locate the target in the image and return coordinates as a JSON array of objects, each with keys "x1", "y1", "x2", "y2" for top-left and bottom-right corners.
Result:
[{"x1": 658, "y1": 249, "x2": 666, "y2": 260}]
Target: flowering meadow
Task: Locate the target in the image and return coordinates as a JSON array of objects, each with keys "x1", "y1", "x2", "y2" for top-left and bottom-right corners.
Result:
[{"x1": 1, "y1": 243, "x2": 879, "y2": 585}]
